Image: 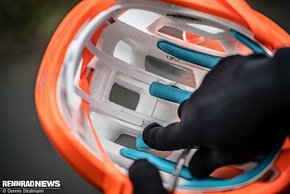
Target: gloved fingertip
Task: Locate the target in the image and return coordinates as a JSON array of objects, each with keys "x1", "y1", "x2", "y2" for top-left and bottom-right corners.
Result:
[
  {"x1": 143, "y1": 122, "x2": 161, "y2": 133},
  {"x1": 129, "y1": 160, "x2": 167, "y2": 194},
  {"x1": 129, "y1": 159, "x2": 151, "y2": 176},
  {"x1": 142, "y1": 122, "x2": 162, "y2": 145}
]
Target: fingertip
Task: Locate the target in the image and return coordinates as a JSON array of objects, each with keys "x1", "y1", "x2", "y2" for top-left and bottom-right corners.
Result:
[
  {"x1": 129, "y1": 160, "x2": 167, "y2": 194},
  {"x1": 143, "y1": 122, "x2": 161, "y2": 135},
  {"x1": 143, "y1": 122, "x2": 194, "y2": 150},
  {"x1": 129, "y1": 159, "x2": 159, "y2": 184},
  {"x1": 129, "y1": 159, "x2": 150, "y2": 175},
  {"x1": 142, "y1": 122, "x2": 162, "y2": 148}
]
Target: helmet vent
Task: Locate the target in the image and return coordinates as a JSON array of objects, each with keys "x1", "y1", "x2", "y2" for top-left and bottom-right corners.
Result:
[
  {"x1": 115, "y1": 134, "x2": 137, "y2": 149},
  {"x1": 145, "y1": 55, "x2": 196, "y2": 88},
  {"x1": 109, "y1": 83, "x2": 140, "y2": 110}
]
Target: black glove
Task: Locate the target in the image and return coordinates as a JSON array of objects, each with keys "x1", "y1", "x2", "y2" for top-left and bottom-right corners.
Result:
[
  {"x1": 129, "y1": 159, "x2": 168, "y2": 194},
  {"x1": 129, "y1": 48, "x2": 290, "y2": 193}
]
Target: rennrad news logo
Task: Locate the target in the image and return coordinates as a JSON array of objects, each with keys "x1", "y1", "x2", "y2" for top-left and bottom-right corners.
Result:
[
  {"x1": 1, "y1": 180, "x2": 61, "y2": 193},
  {"x1": 2, "y1": 180, "x2": 60, "y2": 188}
]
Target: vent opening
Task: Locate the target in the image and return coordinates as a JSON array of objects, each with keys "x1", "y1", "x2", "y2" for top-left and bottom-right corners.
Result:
[
  {"x1": 158, "y1": 26, "x2": 184, "y2": 40},
  {"x1": 115, "y1": 134, "x2": 137, "y2": 149},
  {"x1": 113, "y1": 41, "x2": 133, "y2": 63},
  {"x1": 109, "y1": 83, "x2": 140, "y2": 110},
  {"x1": 145, "y1": 56, "x2": 196, "y2": 88}
]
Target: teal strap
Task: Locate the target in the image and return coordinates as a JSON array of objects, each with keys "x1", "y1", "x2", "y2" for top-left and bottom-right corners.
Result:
[
  {"x1": 157, "y1": 41, "x2": 222, "y2": 69},
  {"x1": 120, "y1": 147, "x2": 279, "y2": 189},
  {"x1": 230, "y1": 29, "x2": 267, "y2": 55},
  {"x1": 183, "y1": 148, "x2": 278, "y2": 188},
  {"x1": 136, "y1": 136, "x2": 151, "y2": 151},
  {"x1": 157, "y1": 30, "x2": 266, "y2": 71},
  {"x1": 149, "y1": 82, "x2": 192, "y2": 104},
  {"x1": 121, "y1": 148, "x2": 199, "y2": 180}
]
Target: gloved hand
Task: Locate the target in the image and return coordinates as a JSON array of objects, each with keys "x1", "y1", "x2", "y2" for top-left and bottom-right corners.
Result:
[{"x1": 129, "y1": 48, "x2": 290, "y2": 193}]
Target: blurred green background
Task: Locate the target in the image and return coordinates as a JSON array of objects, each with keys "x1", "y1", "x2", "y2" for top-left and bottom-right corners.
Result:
[
  {"x1": 0, "y1": 1, "x2": 99, "y2": 194},
  {"x1": 0, "y1": 1, "x2": 289, "y2": 194},
  {"x1": 0, "y1": 0, "x2": 79, "y2": 56}
]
